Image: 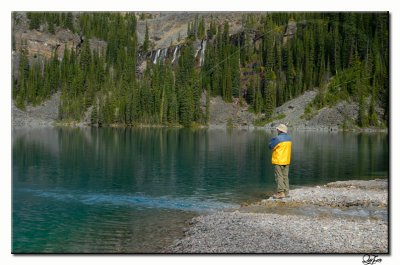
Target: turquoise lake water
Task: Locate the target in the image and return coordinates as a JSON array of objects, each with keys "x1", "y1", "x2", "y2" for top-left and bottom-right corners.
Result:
[{"x1": 12, "y1": 127, "x2": 389, "y2": 253}]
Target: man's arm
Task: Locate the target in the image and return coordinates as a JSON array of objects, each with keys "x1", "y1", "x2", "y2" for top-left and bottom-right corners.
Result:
[{"x1": 269, "y1": 137, "x2": 279, "y2": 150}]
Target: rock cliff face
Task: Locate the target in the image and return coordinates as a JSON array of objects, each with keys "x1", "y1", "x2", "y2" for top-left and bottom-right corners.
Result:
[
  {"x1": 14, "y1": 29, "x2": 79, "y2": 59},
  {"x1": 12, "y1": 13, "x2": 107, "y2": 77},
  {"x1": 135, "y1": 12, "x2": 244, "y2": 49},
  {"x1": 283, "y1": 19, "x2": 296, "y2": 44}
]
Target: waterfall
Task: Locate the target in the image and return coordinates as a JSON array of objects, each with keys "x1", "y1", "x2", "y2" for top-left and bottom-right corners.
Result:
[
  {"x1": 153, "y1": 49, "x2": 161, "y2": 64},
  {"x1": 194, "y1": 42, "x2": 201, "y2": 60},
  {"x1": 199, "y1": 40, "x2": 207, "y2": 66},
  {"x1": 171, "y1": 45, "x2": 179, "y2": 64},
  {"x1": 160, "y1": 48, "x2": 168, "y2": 63}
]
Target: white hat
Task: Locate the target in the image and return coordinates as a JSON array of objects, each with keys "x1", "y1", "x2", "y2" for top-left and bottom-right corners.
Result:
[{"x1": 276, "y1": 124, "x2": 288, "y2": 133}]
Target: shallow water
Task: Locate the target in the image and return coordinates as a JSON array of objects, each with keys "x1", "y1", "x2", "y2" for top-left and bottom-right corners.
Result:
[
  {"x1": 239, "y1": 204, "x2": 388, "y2": 222},
  {"x1": 12, "y1": 127, "x2": 388, "y2": 253}
]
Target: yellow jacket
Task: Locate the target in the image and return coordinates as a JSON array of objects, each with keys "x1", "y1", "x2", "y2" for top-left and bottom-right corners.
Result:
[{"x1": 268, "y1": 133, "x2": 292, "y2": 165}]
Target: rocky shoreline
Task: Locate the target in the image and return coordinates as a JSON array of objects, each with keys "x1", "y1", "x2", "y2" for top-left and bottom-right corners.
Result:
[
  {"x1": 12, "y1": 77, "x2": 388, "y2": 132},
  {"x1": 11, "y1": 88, "x2": 387, "y2": 132},
  {"x1": 167, "y1": 179, "x2": 388, "y2": 253}
]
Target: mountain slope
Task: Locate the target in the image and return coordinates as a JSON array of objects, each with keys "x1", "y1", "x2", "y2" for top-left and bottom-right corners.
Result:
[
  {"x1": 264, "y1": 90, "x2": 386, "y2": 131},
  {"x1": 12, "y1": 92, "x2": 60, "y2": 128},
  {"x1": 12, "y1": 12, "x2": 389, "y2": 130}
]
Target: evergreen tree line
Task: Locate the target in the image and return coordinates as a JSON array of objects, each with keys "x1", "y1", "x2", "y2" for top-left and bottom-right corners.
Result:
[
  {"x1": 13, "y1": 48, "x2": 60, "y2": 109},
  {"x1": 201, "y1": 21, "x2": 241, "y2": 103},
  {"x1": 201, "y1": 13, "x2": 388, "y2": 126},
  {"x1": 13, "y1": 12, "x2": 389, "y2": 127},
  {"x1": 26, "y1": 12, "x2": 75, "y2": 33},
  {"x1": 14, "y1": 12, "x2": 202, "y2": 127}
]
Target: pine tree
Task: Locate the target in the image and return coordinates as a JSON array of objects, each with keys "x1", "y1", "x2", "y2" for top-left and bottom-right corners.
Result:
[
  {"x1": 65, "y1": 12, "x2": 74, "y2": 32},
  {"x1": 369, "y1": 85, "x2": 378, "y2": 127},
  {"x1": 207, "y1": 17, "x2": 217, "y2": 39},
  {"x1": 48, "y1": 19, "x2": 55, "y2": 34},
  {"x1": 342, "y1": 13, "x2": 357, "y2": 68},
  {"x1": 358, "y1": 96, "x2": 368, "y2": 127},
  {"x1": 316, "y1": 22, "x2": 326, "y2": 87},
  {"x1": 332, "y1": 18, "x2": 341, "y2": 74},
  {"x1": 15, "y1": 52, "x2": 29, "y2": 109},
  {"x1": 198, "y1": 16, "x2": 205, "y2": 39},
  {"x1": 28, "y1": 12, "x2": 41, "y2": 30},
  {"x1": 176, "y1": 45, "x2": 195, "y2": 126},
  {"x1": 80, "y1": 37, "x2": 92, "y2": 78},
  {"x1": 263, "y1": 15, "x2": 275, "y2": 72},
  {"x1": 143, "y1": 22, "x2": 150, "y2": 54},
  {"x1": 264, "y1": 71, "x2": 276, "y2": 119},
  {"x1": 91, "y1": 100, "x2": 98, "y2": 125}
]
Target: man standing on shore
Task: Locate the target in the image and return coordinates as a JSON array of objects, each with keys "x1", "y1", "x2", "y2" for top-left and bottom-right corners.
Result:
[{"x1": 268, "y1": 124, "x2": 292, "y2": 199}]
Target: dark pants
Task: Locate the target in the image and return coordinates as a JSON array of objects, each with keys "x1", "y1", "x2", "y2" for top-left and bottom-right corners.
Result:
[{"x1": 274, "y1": 165, "x2": 290, "y2": 195}]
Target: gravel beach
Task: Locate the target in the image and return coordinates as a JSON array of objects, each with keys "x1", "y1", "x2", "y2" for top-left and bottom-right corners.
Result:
[{"x1": 167, "y1": 179, "x2": 388, "y2": 253}]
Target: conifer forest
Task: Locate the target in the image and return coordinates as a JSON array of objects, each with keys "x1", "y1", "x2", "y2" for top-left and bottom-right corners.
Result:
[{"x1": 12, "y1": 12, "x2": 389, "y2": 128}]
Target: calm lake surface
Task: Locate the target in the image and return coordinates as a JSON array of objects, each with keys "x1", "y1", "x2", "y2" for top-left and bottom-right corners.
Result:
[{"x1": 12, "y1": 127, "x2": 389, "y2": 253}]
